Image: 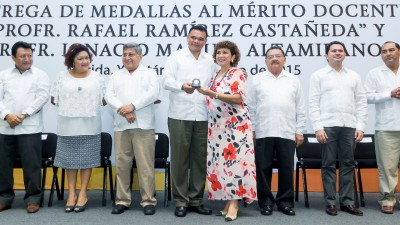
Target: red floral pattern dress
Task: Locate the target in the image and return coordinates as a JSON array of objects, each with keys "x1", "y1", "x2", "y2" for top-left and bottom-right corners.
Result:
[{"x1": 206, "y1": 68, "x2": 257, "y2": 203}]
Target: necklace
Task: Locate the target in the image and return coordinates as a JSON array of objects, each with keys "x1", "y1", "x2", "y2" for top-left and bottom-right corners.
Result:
[
  {"x1": 69, "y1": 69, "x2": 90, "y2": 91},
  {"x1": 209, "y1": 68, "x2": 231, "y2": 91}
]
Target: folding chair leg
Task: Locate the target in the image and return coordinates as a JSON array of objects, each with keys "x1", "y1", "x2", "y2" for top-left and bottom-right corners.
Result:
[
  {"x1": 55, "y1": 174, "x2": 61, "y2": 200},
  {"x1": 357, "y1": 167, "x2": 365, "y2": 207},
  {"x1": 102, "y1": 166, "x2": 107, "y2": 206},
  {"x1": 48, "y1": 167, "x2": 58, "y2": 207},
  {"x1": 61, "y1": 169, "x2": 65, "y2": 200},
  {"x1": 295, "y1": 162, "x2": 300, "y2": 202},
  {"x1": 167, "y1": 163, "x2": 171, "y2": 201},
  {"x1": 164, "y1": 168, "x2": 168, "y2": 207},
  {"x1": 353, "y1": 169, "x2": 360, "y2": 208},
  {"x1": 302, "y1": 166, "x2": 309, "y2": 208},
  {"x1": 108, "y1": 164, "x2": 114, "y2": 201}
]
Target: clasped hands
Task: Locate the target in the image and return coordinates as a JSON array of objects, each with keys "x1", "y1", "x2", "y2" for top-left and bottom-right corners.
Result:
[
  {"x1": 117, "y1": 104, "x2": 136, "y2": 124},
  {"x1": 315, "y1": 129, "x2": 364, "y2": 144},
  {"x1": 5, "y1": 113, "x2": 27, "y2": 128},
  {"x1": 391, "y1": 87, "x2": 400, "y2": 99}
]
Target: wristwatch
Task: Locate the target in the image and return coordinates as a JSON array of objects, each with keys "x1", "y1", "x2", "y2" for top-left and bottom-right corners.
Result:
[{"x1": 215, "y1": 93, "x2": 219, "y2": 99}]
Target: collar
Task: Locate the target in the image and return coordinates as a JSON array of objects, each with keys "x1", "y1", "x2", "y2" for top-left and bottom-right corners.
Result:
[
  {"x1": 123, "y1": 64, "x2": 145, "y2": 74},
  {"x1": 324, "y1": 65, "x2": 348, "y2": 74},
  {"x1": 14, "y1": 65, "x2": 31, "y2": 75},
  {"x1": 381, "y1": 63, "x2": 399, "y2": 73},
  {"x1": 266, "y1": 69, "x2": 287, "y2": 78},
  {"x1": 183, "y1": 47, "x2": 207, "y2": 59}
]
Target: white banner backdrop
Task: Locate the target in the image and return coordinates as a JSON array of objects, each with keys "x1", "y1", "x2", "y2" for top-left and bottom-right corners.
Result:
[{"x1": 1, "y1": 0, "x2": 399, "y2": 160}]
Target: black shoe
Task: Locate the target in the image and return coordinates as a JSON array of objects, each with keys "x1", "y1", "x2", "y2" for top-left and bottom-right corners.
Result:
[
  {"x1": 112, "y1": 204, "x2": 129, "y2": 214},
  {"x1": 74, "y1": 198, "x2": 88, "y2": 213},
  {"x1": 175, "y1": 206, "x2": 187, "y2": 217},
  {"x1": 0, "y1": 204, "x2": 11, "y2": 212},
  {"x1": 278, "y1": 206, "x2": 295, "y2": 216},
  {"x1": 325, "y1": 205, "x2": 338, "y2": 216},
  {"x1": 187, "y1": 205, "x2": 212, "y2": 215},
  {"x1": 260, "y1": 205, "x2": 273, "y2": 215},
  {"x1": 340, "y1": 205, "x2": 363, "y2": 216},
  {"x1": 143, "y1": 205, "x2": 156, "y2": 215}
]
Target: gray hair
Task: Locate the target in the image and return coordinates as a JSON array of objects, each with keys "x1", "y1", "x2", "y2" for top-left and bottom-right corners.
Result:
[{"x1": 123, "y1": 42, "x2": 142, "y2": 55}]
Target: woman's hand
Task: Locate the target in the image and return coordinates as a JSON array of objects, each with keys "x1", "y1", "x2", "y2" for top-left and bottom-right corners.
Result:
[{"x1": 197, "y1": 87, "x2": 214, "y2": 97}]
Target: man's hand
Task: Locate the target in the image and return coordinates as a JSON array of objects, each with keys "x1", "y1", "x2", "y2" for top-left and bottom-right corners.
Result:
[
  {"x1": 124, "y1": 112, "x2": 136, "y2": 124},
  {"x1": 390, "y1": 87, "x2": 400, "y2": 99},
  {"x1": 354, "y1": 129, "x2": 364, "y2": 143},
  {"x1": 17, "y1": 114, "x2": 27, "y2": 121},
  {"x1": 315, "y1": 129, "x2": 328, "y2": 144},
  {"x1": 117, "y1": 104, "x2": 135, "y2": 116},
  {"x1": 5, "y1": 114, "x2": 22, "y2": 128},
  {"x1": 182, "y1": 83, "x2": 195, "y2": 94},
  {"x1": 295, "y1": 134, "x2": 304, "y2": 148}
]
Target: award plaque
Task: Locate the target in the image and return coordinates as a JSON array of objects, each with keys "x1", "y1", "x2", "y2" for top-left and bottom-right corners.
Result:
[{"x1": 192, "y1": 78, "x2": 201, "y2": 88}]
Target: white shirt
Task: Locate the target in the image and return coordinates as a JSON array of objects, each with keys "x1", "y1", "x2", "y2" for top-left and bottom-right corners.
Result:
[
  {"x1": 106, "y1": 65, "x2": 160, "y2": 131},
  {"x1": 51, "y1": 70, "x2": 105, "y2": 117},
  {"x1": 0, "y1": 66, "x2": 50, "y2": 135},
  {"x1": 162, "y1": 47, "x2": 216, "y2": 121},
  {"x1": 309, "y1": 65, "x2": 368, "y2": 132},
  {"x1": 247, "y1": 69, "x2": 306, "y2": 141},
  {"x1": 51, "y1": 70, "x2": 105, "y2": 136},
  {"x1": 364, "y1": 64, "x2": 400, "y2": 131}
]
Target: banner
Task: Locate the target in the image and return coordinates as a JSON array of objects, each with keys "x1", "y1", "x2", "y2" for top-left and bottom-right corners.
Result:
[{"x1": 1, "y1": 0, "x2": 399, "y2": 144}]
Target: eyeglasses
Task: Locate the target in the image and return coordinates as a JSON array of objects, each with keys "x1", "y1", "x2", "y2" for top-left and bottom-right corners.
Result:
[{"x1": 266, "y1": 54, "x2": 284, "y2": 60}]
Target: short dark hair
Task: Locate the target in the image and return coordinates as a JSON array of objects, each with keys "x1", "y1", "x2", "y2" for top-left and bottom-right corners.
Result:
[
  {"x1": 213, "y1": 40, "x2": 241, "y2": 67},
  {"x1": 382, "y1": 41, "x2": 400, "y2": 50},
  {"x1": 64, "y1": 43, "x2": 93, "y2": 69},
  {"x1": 188, "y1": 24, "x2": 208, "y2": 38},
  {"x1": 265, "y1": 46, "x2": 285, "y2": 59},
  {"x1": 325, "y1": 41, "x2": 347, "y2": 55},
  {"x1": 11, "y1": 41, "x2": 32, "y2": 57}
]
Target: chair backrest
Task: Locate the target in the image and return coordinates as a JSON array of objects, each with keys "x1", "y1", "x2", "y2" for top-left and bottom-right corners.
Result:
[
  {"x1": 101, "y1": 132, "x2": 112, "y2": 157},
  {"x1": 155, "y1": 133, "x2": 169, "y2": 159},
  {"x1": 354, "y1": 134, "x2": 375, "y2": 160},
  {"x1": 295, "y1": 133, "x2": 321, "y2": 159},
  {"x1": 41, "y1": 133, "x2": 58, "y2": 159}
]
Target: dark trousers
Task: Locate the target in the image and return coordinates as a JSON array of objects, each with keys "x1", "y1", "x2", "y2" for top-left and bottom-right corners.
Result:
[
  {"x1": 321, "y1": 127, "x2": 355, "y2": 206},
  {"x1": 255, "y1": 137, "x2": 295, "y2": 208},
  {"x1": 0, "y1": 133, "x2": 42, "y2": 205},
  {"x1": 168, "y1": 118, "x2": 208, "y2": 207}
]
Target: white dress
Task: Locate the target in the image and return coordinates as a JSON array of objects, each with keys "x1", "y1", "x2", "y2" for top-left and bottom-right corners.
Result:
[{"x1": 51, "y1": 70, "x2": 105, "y2": 169}]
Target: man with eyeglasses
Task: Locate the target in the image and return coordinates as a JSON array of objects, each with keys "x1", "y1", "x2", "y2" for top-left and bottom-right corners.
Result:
[
  {"x1": 364, "y1": 41, "x2": 400, "y2": 214},
  {"x1": 309, "y1": 41, "x2": 367, "y2": 216},
  {"x1": 247, "y1": 46, "x2": 306, "y2": 216},
  {"x1": 0, "y1": 41, "x2": 50, "y2": 213},
  {"x1": 106, "y1": 42, "x2": 160, "y2": 215},
  {"x1": 162, "y1": 24, "x2": 216, "y2": 217}
]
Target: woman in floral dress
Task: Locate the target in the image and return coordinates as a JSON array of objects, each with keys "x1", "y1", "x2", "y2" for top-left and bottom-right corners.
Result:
[{"x1": 198, "y1": 40, "x2": 257, "y2": 222}]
